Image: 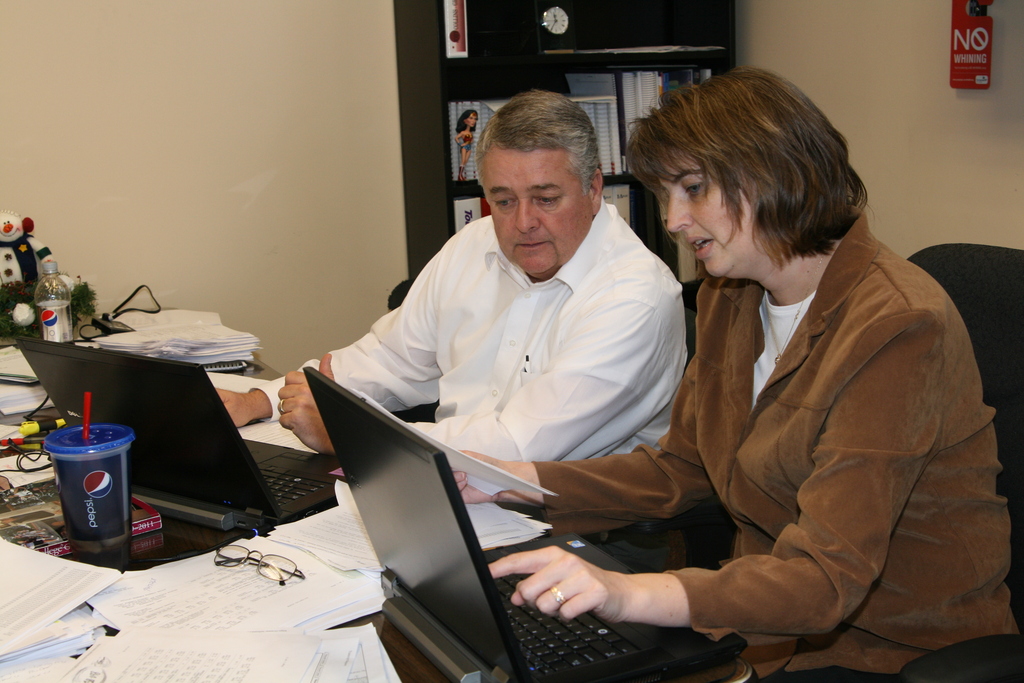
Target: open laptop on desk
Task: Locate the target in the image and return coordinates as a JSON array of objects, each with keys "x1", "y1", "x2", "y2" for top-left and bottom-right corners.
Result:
[
  {"x1": 305, "y1": 367, "x2": 745, "y2": 683},
  {"x1": 18, "y1": 338, "x2": 339, "y2": 531}
]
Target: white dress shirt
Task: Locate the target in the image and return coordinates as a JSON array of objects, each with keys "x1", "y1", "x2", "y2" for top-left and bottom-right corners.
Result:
[{"x1": 262, "y1": 202, "x2": 686, "y2": 461}]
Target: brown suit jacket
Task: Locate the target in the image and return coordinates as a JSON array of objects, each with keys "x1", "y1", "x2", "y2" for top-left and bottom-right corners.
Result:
[{"x1": 537, "y1": 215, "x2": 1015, "y2": 675}]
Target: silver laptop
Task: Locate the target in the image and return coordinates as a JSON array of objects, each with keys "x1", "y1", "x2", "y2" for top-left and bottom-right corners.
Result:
[
  {"x1": 306, "y1": 367, "x2": 745, "y2": 683},
  {"x1": 18, "y1": 338, "x2": 340, "y2": 531}
]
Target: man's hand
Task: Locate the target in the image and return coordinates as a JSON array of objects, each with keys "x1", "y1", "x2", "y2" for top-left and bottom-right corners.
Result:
[
  {"x1": 217, "y1": 387, "x2": 273, "y2": 427},
  {"x1": 278, "y1": 354, "x2": 336, "y2": 454}
]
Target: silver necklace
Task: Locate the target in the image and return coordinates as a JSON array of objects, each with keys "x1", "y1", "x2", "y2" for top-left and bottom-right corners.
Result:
[{"x1": 766, "y1": 255, "x2": 824, "y2": 365}]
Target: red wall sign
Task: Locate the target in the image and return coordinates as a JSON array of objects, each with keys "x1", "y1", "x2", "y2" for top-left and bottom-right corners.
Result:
[{"x1": 950, "y1": 0, "x2": 993, "y2": 89}]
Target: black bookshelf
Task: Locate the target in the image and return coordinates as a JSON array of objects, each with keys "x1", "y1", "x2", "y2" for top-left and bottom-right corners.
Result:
[{"x1": 393, "y1": 0, "x2": 735, "y2": 278}]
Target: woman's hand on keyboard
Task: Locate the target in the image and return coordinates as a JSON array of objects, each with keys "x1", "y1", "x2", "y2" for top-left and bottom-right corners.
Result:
[{"x1": 490, "y1": 546, "x2": 692, "y2": 627}]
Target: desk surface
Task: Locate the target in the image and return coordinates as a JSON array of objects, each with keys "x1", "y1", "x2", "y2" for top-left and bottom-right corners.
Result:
[
  {"x1": 7, "y1": 357, "x2": 743, "y2": 682},
  {"x1": 129, "y1": 517, "x2": 744, "y2": 683}
]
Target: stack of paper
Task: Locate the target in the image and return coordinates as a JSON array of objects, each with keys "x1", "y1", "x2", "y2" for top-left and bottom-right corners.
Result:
[
  {"x1": 0, "y1": 347, "x2": 52, "y2": 415},
  {"x1": 0, "y1": 540, "x2": 121, "y2": 668},
  {"x1": 93, "y1": 310, "x2": 260, "y2": 364},
  {"x1": 0, "y1": 380, "x2": 49, "y2": 415},
  {"x1": 0, "y1": 607, "x2": 104, "y2": 666},
  {"x1": 470, "y1": 502, "x2": 552, "y2": 548},
  {"x1": 0, "y1": 346, "x2": 37, "y2": 383}
]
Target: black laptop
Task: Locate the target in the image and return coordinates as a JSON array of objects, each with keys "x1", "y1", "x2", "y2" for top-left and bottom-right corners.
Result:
[
  {"x1": 305, "y1": 368, "x2": 745, "y2": 683},
  {"x1": 18, "y1": 338, "x2": 339, "y2": 530}
]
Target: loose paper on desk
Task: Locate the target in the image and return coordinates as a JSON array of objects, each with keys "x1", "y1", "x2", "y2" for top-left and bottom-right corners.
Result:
[
  {"x1": 87, "y1": 535, "x2": 383, "y2": 632},
  {"x1": 299, "y1": 631, "x2": 361, "y2": 683},
  {"x1": 0, "y1": 540, "x2": 120, "y2": 660},
  {"x1": 353, "y1": 389, "x2": 555, "y2": 497},
  {"x1": 0, "y1": 655, "x2": 77, "y2": 683},
  {"x1": 269, "y1": 480, "x2": 382, "y2": 572},
  {"x1": 327, "y1": 624, "x2": 401, "y2": 683},
  {"x1": 60, "y1": 629, "x2": 322, "y2": 683}
]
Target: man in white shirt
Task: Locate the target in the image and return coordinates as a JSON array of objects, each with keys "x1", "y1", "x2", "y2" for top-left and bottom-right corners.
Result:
[{"x1": 220, "y1": 90, "x2": 686, "y2": 462}]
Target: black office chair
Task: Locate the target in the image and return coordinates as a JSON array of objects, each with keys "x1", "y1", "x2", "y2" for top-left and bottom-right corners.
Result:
[{"x1": 899, "y1": 243, "x2": 1024, "y2": 683}]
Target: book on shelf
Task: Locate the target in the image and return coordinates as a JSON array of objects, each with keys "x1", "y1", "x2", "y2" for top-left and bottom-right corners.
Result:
[
  {"x1": 453, "y1": 196, "x2": 480, "y2": 232},
  {"x1": 443, "y1": 0, "x2": 468, "y2": 58},
  {"x1": 567, "y1": 67, "x2": 707, "y2": 175},
  {"x1": 452, "y1": 195, "x2": 490, "y2": 233},
  {"x1": 0, "y1": 477, "x2": 163, "y2": 557},
  {"x1": 662, "y1": 68, "x2": 697, "y2": 91},
  {"x1": 565, "y1": 72, "x2": 617, "y2": 97},
  {"x1": 612, "y1": 183, "x2": 632, "y2": 228},
  {"x1": 451, "y1": 65, "x2": 710, "y2": 183},
  {"x1": 603, "y1": 183, "x2": 634, "y2": 233}
]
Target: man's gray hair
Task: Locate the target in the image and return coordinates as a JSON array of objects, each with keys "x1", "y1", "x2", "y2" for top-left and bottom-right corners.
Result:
[{"x1": 475, "y1": 90, "x2": 600, "y2": 193}]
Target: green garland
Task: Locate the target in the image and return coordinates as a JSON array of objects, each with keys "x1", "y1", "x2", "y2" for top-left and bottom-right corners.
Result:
[{"x1": 0, "y1": 277, "x2": 97, "y2": 339}]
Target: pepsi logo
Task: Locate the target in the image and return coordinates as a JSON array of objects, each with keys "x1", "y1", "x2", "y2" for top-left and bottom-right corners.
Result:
[
  {"x1": 83, "y1": 470, "x2": 114, "y2": 498},
  {"x1": 41, "y1": 309, "x2": 58, "y2": 327}
]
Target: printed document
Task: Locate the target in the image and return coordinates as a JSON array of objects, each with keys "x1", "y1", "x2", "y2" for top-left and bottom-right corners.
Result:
[
  {"x1": 0, "y1": 541, "x2": 120, "y2": 660},
  {"x1": 59, "y1": 629, "x2": 321, "y2": 683},
  {"x1": 87, "y1": 535, "x2": 381, "y2": 632}
]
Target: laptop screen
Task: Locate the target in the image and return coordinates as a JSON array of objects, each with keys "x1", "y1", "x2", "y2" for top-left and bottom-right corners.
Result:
[
  {"x1": 306, "y1": 368, "x2": 520, "y2": 677},
  {"x1": 18, "y1": 338, "x2": 277, "y2": 517}
]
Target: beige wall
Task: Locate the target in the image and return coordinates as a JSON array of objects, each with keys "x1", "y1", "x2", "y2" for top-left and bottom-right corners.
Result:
[
  {"x1": 735, "y1": 0, "x2": 1024, "y2": 258},
  {"x1": 1, "y1": 2, "x2": 408, "y2": 373},
  {"x1": 4, "y1": 2, "x2": 1022, "y2": 373}
]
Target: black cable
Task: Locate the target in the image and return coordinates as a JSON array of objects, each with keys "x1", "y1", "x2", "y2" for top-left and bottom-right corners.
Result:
[
  {"x1": 22, "y1": 394, "x2": 52, "y2": 422},
  {"x1": 78, "y1": 323, "x2": 104, "y2": 341},
  {"x1": 111, "y1": 285, "x2": 161, "y2": 318},
  {"x1": 0, "y1": 448, "x2": 52, "y2": 474}
]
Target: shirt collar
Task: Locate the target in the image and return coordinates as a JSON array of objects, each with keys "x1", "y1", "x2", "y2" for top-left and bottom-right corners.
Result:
[{"x1": 485, "y1": 201, "x2": 610, "y2": 292}]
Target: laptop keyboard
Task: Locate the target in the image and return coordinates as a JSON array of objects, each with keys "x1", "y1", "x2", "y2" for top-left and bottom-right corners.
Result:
[
  {"x1": 261, "y1": 465, "x2": 330, "y2": 504},
  {"x1": 494, "y1": 575, "x2": 639, "y2": 676}
]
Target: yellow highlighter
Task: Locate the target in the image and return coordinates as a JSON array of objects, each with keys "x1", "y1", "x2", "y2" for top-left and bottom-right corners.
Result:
[{"x1": 19, "y1": 419, "x2": 66, "y2": 436}]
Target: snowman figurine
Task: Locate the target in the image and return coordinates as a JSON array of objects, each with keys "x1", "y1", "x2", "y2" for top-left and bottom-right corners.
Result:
[{"x1": 0, "y1": 210, "x2": 54, "y2": 284}]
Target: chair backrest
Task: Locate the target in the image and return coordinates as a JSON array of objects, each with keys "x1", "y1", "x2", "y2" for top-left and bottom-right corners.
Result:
[{"x1": 908, "y1": 243, "x2": 1024, "y2": 623}]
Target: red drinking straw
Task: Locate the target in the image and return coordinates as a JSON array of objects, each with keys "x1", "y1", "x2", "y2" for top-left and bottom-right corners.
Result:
[{"x1": 82, "y1": 391, "x2": 92, "y2": 443}]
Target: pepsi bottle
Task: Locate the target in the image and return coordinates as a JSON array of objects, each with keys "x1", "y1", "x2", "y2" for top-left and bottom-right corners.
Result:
[{"x1": 34, "y1": 260, "x2": 73, "y2": 342}]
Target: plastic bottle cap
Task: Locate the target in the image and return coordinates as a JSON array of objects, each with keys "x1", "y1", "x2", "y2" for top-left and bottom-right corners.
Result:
[{"x1": 41, "y1": 261, "x2": 59, "y2": 274}]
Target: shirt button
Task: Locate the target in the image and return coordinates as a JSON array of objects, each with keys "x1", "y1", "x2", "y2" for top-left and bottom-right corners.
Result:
[
  {"x1": 524, "y1": 293, "x2": 532, "y2": 299},
  {"x1": 492, "y1": 389, "x2": 498, "y2": 397},
  {"x1": 509, "y1": 340, "x2": 516, "y2": 347}
]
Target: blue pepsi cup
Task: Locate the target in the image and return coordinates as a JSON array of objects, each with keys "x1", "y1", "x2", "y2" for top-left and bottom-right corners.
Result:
[{"x1": 45, "y1": 424, "x2": 135, "y2": 571}]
